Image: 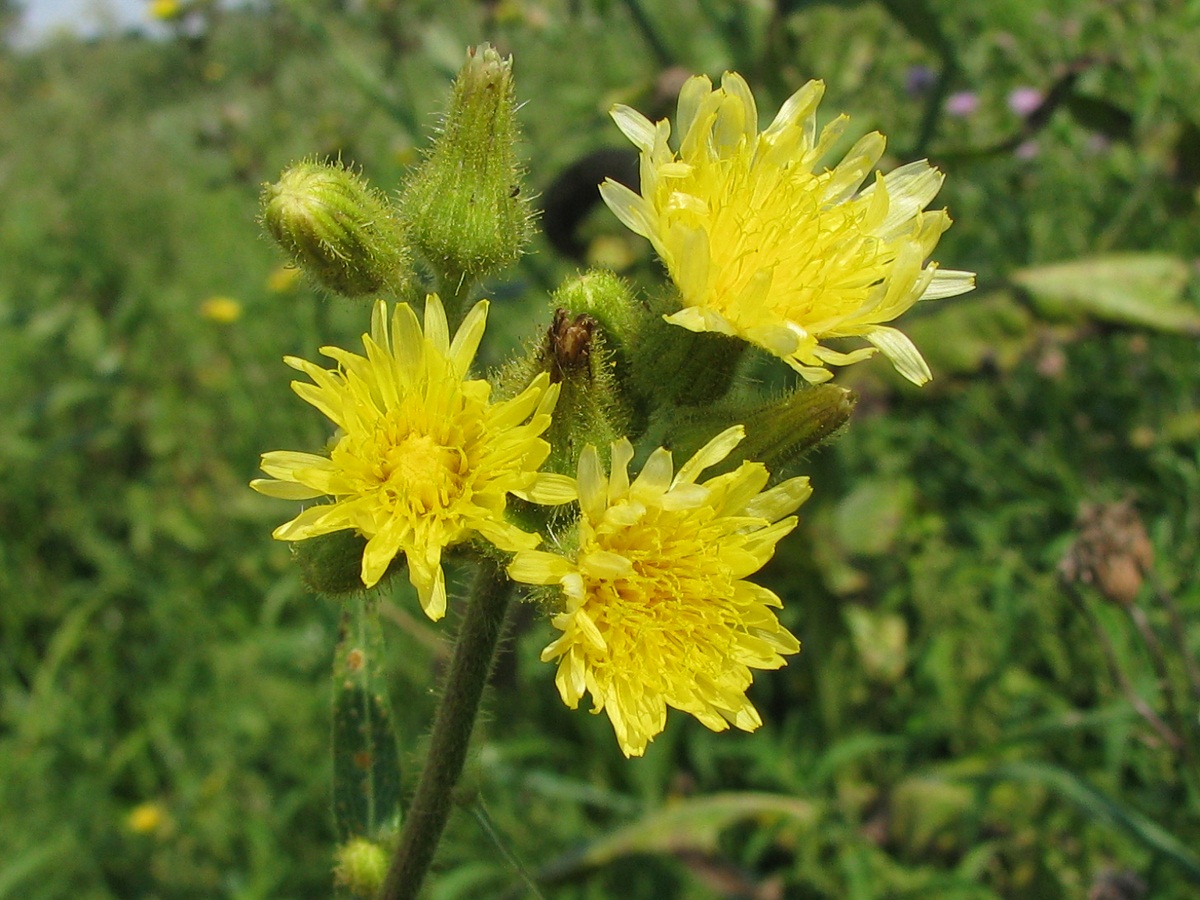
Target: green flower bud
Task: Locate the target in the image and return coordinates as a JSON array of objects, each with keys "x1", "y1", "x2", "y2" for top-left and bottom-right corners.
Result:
[
  {"x1": 400, "y1": 44, "x2": 531, "y2": 289},
  {"x1": 292, "y1": 530, "x2": 404, "y2": 598},
  {"x1": 497, "y1": 306, "x2": 633, "y2": 483},
  {"x1": 333, "y1": 836, "x2": 388, "y2": 898},
  {"x1": 736, "y1": 384, "x2": 856, "y2": 470},
  {"x1": 550, "y1": 269, "x2": 644, "y2": 362},
  {"x1": 540, "y1": 308, "x2": 633, "y2": 473},
  {"x1": 261, "y1": 159, "x2": 409, "y2": 298},
  {"x1": 667, "y1": 384, "x2": 856, "y2": 475}
]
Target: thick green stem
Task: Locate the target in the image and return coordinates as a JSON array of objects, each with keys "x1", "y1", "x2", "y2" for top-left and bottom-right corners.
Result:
[{"x1": 379, "y1": 558, "x2": 512, "y2": 899}]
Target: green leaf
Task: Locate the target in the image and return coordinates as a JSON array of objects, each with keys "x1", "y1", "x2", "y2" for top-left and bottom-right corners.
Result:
[
  {"x1": 574, "y1": 792, "x2": 818, "y2": 867},
  {"x1": 1011, "y1": 254, "x2": 1200, "y2": 334},
  {"x1": 332, "y1": 599, "x2": 403, "y2": 842}
]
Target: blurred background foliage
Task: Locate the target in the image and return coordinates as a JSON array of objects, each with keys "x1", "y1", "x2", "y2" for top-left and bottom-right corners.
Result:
[{"x1": 1, "y1": 0, "x2": 1199, "y2": 897}]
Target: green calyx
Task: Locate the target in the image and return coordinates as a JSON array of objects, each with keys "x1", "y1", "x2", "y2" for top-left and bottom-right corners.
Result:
[
  {"x1": 496, "y1": 272, "x2": 643, "y2": 479},
  {"x1": 399, "y1": 44, "x2": 531, "y2": 292},
  {"x1": 261, "y1": 159, "x2": 410, "y2": 298},
  {"x1": 539, "y1": 308, "x2": 632, "y2": 475}
]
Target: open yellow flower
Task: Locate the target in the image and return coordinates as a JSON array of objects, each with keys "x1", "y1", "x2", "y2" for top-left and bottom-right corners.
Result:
[
  {"x1": 600, "y1": 73, "x2": 976, "y2": 385},
  {"x1": 251, "y1": 295, "x2": 573, "y2": 620},
  {"x1": 508, "y1": 426, "x2": 811, "y2": 757}
]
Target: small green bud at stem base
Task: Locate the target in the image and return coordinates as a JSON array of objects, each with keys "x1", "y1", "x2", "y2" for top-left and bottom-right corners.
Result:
[
  {"x1": 334, "y1": 837, "x2": 388, "y2": 898},
  {"x1": 667, "y1": 384, "x2": 857, "y2": 475}
]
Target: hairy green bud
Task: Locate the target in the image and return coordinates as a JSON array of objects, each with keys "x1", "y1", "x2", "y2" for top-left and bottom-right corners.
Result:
[
  {"x1": 261, "y1": 159, "x2": 409, "y2": 298},
  {"x1": 400, "y1": 44, "x2": 531, "y2": 290},
  {"x1": 292, "y1": 530, "x2": 404, "y2": 598},
  {"x1": 333, "y1": 836, "x2": 388, "y2": 898},
  {"x1": 494, "y1": 298, "x2": 635, "y2": 479},
  {"x1": 550, "y1": 269, "x2": 644, "y2": 361},
  {"x1": 668, "y1": 384, "x2": 856, "y2": 476},
  {"x1": 540, "y1": 308, "x2": 632, "y2": 473}
]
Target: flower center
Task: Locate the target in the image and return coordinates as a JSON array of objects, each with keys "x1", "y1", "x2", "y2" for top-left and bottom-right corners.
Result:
[
  {"x1": 591, "y1": 508, "x2": 730, "y2": 619},
  {"x1": 380, "y1": 432, "x2": 465, "y2": 514}
]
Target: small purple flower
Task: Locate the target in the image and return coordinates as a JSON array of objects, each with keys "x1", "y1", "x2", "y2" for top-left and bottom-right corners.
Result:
[
  {"x1": 945, "y1": 91, "x2": 979, "y2": 118},
  {"x1": 1014, "y1": 140, "x2": 1039, "y2": 160},
  {"x1": 905, "y1": 65, "x2": 937, "y2": 97},
  {"x1": 1008, "y1": 87, "x2": 1044, "y2": 118}
]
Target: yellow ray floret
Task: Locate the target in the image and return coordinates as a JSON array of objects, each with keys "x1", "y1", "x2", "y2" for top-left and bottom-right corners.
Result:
[
  {"x1": 507, "y1": 426, "x2": 811, "y2": 757},
  {"x1": 600, "y1": 72, "x2": 976, "y2": 385},
  {"x1": 251, "y1": 295, "x2": 575, "y2": 620}
]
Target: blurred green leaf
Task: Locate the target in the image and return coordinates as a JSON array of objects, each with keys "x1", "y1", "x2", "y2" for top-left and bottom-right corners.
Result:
[
  {"x1": 845, "y1": 607, "x2": 909, "y2": 684},
  {"x1": 1012, "y1": 254, "x2": 1199, "y2": 334},
  {"x1": 890, "y1": 777, "x2": 975, "y2": 853},
  {"x1": 0, "y1": 838, "x2": 73, "y2": 900},
  {"x1": 573, "y1": 792, "x2": 817, "y2": 867},
  {"x1": 833, "y1": 478, "x2": 915, "y2": 557}
]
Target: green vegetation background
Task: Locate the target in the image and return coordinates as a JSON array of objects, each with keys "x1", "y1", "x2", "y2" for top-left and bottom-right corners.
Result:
[{"x1": 2, "y1": 0, "x2": 1199, "y2": 897}]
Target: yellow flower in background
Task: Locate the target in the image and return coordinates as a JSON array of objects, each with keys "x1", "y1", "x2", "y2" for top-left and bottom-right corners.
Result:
[
  {"x1": 199, "y1": 295, "x2": 243, "y2": 323},
  {"x1": 251, "y1": 295, "x2": 574, "y2": 620},
  {"x1": 148, "y1": 0, "x2": 181, "y2": 21},
  {"x1": 265, "y1": 264, "x2": 302, "y2": 293},
  {"x1": 508, "y1": 426, "x2": 810, "y2": 757},
  {"x1": 601, "y1": 73, "x2": 976, "y2": 385},
  {"x1": 126, "y1": 802, "x2": 168, "y2": 835}
]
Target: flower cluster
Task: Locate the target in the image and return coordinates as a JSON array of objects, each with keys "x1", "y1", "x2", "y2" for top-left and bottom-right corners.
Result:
[{"x1": 253, "y1": 58, "x2": 972, "y2": 756}]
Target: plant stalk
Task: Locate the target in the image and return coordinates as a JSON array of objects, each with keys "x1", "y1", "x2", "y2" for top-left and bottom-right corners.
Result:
[{"x1": 379, "y1": 557, "x2": 512, "y2": 899}]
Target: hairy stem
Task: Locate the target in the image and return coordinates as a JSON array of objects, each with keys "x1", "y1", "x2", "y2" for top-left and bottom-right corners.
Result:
[{"x1": 379, "y1": 558, "x2": 512, "y2": 899}]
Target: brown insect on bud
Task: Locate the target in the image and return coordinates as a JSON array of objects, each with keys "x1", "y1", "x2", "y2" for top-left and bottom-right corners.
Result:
[{"x1": 547, "y1": 308, "x2": 596, "y2": 382}]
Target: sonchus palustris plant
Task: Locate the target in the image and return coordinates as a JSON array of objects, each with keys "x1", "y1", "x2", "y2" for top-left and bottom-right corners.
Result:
[{"x1": 251, "y1": 47, "x2": 975, "y2": 898}]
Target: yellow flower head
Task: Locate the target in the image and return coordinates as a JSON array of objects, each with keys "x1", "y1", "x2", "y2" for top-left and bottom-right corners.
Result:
[
  {"x1": 126, "y1": 802, "x2": 168, "y2": 835},
  {"x1": 265, "y1": 264, "x2": 302, "y2": 294},
  {"x1": 600, "y1": 73, "x2": 976, "y2": 385},
  {"x1": 251, "y1": 295, "x2": 573, "y2": 620},
  {"x1": 149, "y1": 0, "x2": 181, "y2": 21},
  {"x1": 508, "y1": 426, "x2": 811, "y2": 757},
  {"x1": 200, "y1": 295, "x2": 243, "y2": 323}
]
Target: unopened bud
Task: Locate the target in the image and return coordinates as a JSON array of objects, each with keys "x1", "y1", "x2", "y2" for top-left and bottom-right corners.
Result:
[
  {"x1": 333, "y1": 837, "x2": 388, "y2": 898},
  {"x1": 262, "y1": 159, "x2": 409, "y2": 298},
  {"x1": 542, "y1": 309, "x2": 634, "y2": 472},
  {"x1": 400, "y1": 45, "x2": 531, "y2": 287},
  {"x1": 293, "y1": 530, "x2": 404, "y2": 597},
  {"x1": 737, "y1": 385, "x2": 857, "y2": 470},
  {"x1": 667, "y1": 384, "x2": 856, "y2": 475},
  {"x1": 550, "y1": 269, "x2": 644, "y2": 363}
]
